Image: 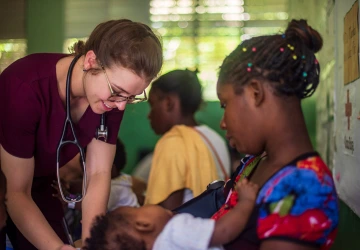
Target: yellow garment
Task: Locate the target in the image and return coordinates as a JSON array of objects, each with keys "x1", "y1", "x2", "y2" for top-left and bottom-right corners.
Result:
[{"x1": 145, "y1": 125, "x2": 219, "y2": 205}]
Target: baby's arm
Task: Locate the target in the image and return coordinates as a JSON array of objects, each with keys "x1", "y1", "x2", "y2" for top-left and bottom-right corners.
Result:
[{"x1": 209, "y1": 179, "x2": 259, "y2": 246}]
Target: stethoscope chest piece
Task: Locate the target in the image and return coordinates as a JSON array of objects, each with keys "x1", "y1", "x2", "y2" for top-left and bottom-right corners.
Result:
[{"x1": 96, "y1": 113, "x2": 108, "y2": 142}]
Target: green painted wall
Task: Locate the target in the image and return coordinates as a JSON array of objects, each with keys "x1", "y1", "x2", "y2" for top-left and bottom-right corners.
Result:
[
  {"x1": 26, "y1": 0, "x2": 64, "y2": 54},
  {"x1": 331, "y1": 200, "x2": 360, "y2": 250},
  {"x1": 302, "y1": 96, "x2": 317, "y2": 149}
]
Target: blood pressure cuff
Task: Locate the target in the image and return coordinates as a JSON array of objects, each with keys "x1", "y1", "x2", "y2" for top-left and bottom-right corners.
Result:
[
  {"x1": 173, "y1": 180, "x2": 226, "y2": 218},
  {"x1": 173, "y1": 155, "x2": 255, "y2": 218}
]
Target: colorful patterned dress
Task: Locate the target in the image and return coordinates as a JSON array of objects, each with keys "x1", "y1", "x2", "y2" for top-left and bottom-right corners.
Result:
[{"x1": 212, "y1": 152, "x2": 339, "y2": 250}]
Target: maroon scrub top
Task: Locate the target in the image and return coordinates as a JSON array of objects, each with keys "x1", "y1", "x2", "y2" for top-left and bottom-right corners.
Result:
[
  {"x1": 0, "y1": 53, "x2": 124, "y2": 248},
  {"x1": 0, "y1": 53, "x2": 124, "y2": 176}
]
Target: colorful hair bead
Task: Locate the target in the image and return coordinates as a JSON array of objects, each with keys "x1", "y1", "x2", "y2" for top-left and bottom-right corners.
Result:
[
  {"x1": 252, "y1": 47, "x2": 256, "y2": 52},
  {"x1": 301, "y1": 55, "x2": 306, "y2": 59},
  {"x1": 247, "y1": 62, "x2": 252, "y2": 72},
  {"x1": 242, "y1": 47, "x2": 247, "y2": 52},
  {"x1": 293, "y1": 55, "x2": 297, "y2": 60},
  {"x1": 287, "y1": 44, "x2": 295, "y2": 50},
  {"x1": 315, "y1": 59, "x2": 319, "y2": 64},
  {"x1": 302, "y1": 72, "x2": 308, "y2": 77},
  {"x1": 282, "y1": 34, "x2": 286, "y2": 38},
  {"x1": 280, "y1": 47, "x2": 284, "y2": 52}
]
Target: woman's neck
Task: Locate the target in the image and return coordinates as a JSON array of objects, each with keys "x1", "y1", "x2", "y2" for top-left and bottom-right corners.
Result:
[
  {"x1": 56, "y1": 55, "x2": 86, "y2": 104},
  {"x1": 263, "y1": 105, "x2": 314, "y2": 167},
  {"x1": 175, "y1": 115, "x2": 198, "y2": 127}
]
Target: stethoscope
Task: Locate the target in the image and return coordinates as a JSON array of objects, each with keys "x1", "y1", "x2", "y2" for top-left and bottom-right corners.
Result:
[{"x1": 56, "y1": 55, "x2": 108, "y2": 203}]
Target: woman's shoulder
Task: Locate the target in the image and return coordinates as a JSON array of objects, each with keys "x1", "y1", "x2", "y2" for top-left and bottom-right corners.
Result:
[
  {"x1": 259, "y1": 153, "x2": 335, "y2": 200},
  {"x1": 267, "y1": 153, "x2": 332, "y2": 187},
  {"x1": 0, "y1": 53, "x2": 68, "y2": 97},
  {"x1": 158, "y1": 125, "x2": 196, "y2": 143},
  {"x1": 2, "y1": 53, "x2": 67, "y2": 79},
  {"x1": 256, "y1": 153, "x2": 339, "y2": 248}
]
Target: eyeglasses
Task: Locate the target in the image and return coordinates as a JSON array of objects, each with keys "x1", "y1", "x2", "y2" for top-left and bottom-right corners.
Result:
[{"x1": 101, "y1": 65, "x2": 147, "y2": 103}]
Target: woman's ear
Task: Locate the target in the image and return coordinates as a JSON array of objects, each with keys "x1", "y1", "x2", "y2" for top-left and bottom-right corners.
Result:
[
  {"x1": 164, "y1": 95, "x2": 178, "y2": 113},
  {"x1": 247, "y1": 79, "x2": 265, "y2": 107},
  {"x1": 134, "y1": 219, "x2": 155, "y2": 233},
  {"x1": 83, "y1": 50, "x2": 98, "y2": 70}
]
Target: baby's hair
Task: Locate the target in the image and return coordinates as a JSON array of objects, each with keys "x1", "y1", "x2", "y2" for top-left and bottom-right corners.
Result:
[
  {"x1": 150, "y1": 69, "x2": 203, "y2": 115},
  {"x1": 218, "y1": 19, "x2": 323, "y2": 99},
  {"x1": 84, "y1": 212, "x2": 146, "y2": 250}
]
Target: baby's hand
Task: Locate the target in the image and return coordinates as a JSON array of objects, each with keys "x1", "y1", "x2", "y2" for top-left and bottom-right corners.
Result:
[
  {"x1": 58, "y1": 244, "x2": 76, "y2": 250},
  {"x1": 235, "y1": 178, "x2": 259, "y2": 203}
]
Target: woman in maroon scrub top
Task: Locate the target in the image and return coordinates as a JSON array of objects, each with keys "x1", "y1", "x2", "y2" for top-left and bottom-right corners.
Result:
[{"x1": 0, "y1": 19, "x2": 163, "y2": 250}]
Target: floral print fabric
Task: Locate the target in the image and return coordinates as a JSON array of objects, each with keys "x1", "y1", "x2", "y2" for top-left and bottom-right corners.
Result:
[{"x1": 212, "y1": 153, "x2": 339, "y2": 250}]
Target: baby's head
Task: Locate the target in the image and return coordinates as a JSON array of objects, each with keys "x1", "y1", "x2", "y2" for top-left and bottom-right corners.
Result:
[{"x1": 84, "y1": 205, "x2": 173, "y2": 250}]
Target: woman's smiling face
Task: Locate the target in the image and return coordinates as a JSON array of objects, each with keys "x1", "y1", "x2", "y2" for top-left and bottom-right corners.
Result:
[{"x1": 85, "y1": 65, "x2": 148, "y2": 114}]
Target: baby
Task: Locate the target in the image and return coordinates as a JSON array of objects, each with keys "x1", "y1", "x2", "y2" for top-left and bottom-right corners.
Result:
[{"x1": 83, "y1": 179, "x2": 259, "y2": 250}]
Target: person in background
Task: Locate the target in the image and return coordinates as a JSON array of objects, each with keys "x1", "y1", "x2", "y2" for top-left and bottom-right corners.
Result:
[
  {"x1": 0, "y1": 19, "x2": 162, "y2": 249},
  {"x1": 53, "y1": 139, "x2": 139, "y2": 212},
  {"x1": 132, "y1": 151, "x2": 153, "y2": 184},
  {"x1": 131, "y1": 151, "x2": 153, "y2": 206},
  {"x1": 107, "y1": 139, "x2": 139, "y2": 211},
  {"x1": 129, "y1": 174, "x2": 147, "y2": 206},
  {"x1": 211, "y1": 19, "x2": 339, "y2": 249},
  {"x1": 145, "y1": 69, "x2": 231, "y2": 210}
]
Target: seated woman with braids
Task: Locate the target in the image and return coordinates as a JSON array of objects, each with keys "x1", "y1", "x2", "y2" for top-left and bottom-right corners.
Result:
[{"x1": 210, "y1": 18, "x2": 339, "y2": 250}]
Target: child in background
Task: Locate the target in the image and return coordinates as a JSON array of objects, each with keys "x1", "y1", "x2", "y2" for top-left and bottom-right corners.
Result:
[
  {"x1": 107, "y1": 139, "x2": 139, "y2": 211},
  {"x1": 53, "y1": 139, "x2": 139, "y2": 211},
  {"x1": 83, "y1": 179, "x2": 259, "y2": 250}
]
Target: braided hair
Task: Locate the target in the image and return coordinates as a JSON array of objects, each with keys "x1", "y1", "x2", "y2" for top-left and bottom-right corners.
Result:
[{"x1": 218, "y1": 19, "x2": 323, "y2": 99}]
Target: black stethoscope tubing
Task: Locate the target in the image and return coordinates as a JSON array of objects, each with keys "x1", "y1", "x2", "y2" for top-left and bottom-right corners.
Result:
[{"x1": 56, "y1": 55, "x2": 87, "y2": 203}]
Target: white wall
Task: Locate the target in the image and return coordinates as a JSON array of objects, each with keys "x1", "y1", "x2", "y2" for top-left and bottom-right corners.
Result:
[{"x1": 333, "y1": 0, "x2": 360, "y2": 217}]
